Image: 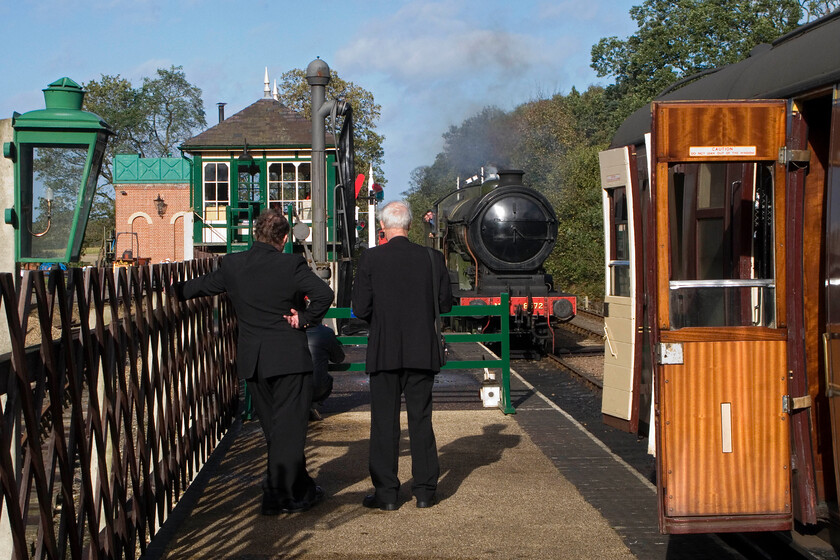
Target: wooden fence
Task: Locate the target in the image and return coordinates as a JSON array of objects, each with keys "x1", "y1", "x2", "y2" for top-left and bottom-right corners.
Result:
[{"x1": 0, "y1": 260, "x2": 238, "y2": 559}]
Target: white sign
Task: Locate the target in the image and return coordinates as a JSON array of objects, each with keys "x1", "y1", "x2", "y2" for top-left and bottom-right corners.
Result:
[{"x1": 689, "y1": 146, "x2": 757, "y2": 157}]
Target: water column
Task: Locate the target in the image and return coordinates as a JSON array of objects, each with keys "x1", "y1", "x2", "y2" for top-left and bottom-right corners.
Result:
[{"x1": 306, "y1": 58, "x2": 331, "y2": 279}]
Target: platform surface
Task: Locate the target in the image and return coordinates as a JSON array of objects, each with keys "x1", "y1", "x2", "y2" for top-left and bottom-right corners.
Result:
[{"x1": 143, "y1": 344, "x2": 635, "y2": 559}]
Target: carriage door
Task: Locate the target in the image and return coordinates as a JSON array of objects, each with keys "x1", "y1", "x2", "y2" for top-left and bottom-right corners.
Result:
[
  {"x1": 652, "y1": 101, "x2": 791, "y2": 533},
  {"x1": 825, "y1": 88, "x2": 840, "y2": 503},
  {"x1": 600, "y1": 146, "x2": 645, "y2": 434}
]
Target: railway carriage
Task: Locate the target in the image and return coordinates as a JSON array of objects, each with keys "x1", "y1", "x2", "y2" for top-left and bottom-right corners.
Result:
[{"x1": 599, "y1": 11, "x2": 840, "y2": 534}]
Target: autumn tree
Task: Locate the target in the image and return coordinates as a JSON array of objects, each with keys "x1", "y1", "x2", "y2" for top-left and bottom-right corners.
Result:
[{"x1": 275, "y1": 68, "x2": 384, "y2": 188}]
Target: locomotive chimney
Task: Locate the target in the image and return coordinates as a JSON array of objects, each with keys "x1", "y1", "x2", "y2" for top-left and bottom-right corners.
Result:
[{"x1": 497, "y1": 170, "x2": 525, "y2": 187}]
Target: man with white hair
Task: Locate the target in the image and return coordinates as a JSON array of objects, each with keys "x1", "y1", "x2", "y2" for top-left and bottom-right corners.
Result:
[{"x1": 352, "y1": 200, "x2": 452, "y2": 510}]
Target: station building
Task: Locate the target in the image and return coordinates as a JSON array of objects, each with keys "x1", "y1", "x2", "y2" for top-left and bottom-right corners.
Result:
[{"x1": 113, "y1": 75, "x2": 336, "y2": 263}]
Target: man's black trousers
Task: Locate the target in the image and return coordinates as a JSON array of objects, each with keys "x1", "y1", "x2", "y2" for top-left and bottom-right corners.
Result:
[
  {"x1": 369, "y1": 369, "x2": 439, "y2": 503},
  {"x1": 247, "y1": 372, "x2": 316, "y2": 503}
]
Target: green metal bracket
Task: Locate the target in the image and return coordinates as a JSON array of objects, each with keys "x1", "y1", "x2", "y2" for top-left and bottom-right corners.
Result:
[{"x1": 3, "y1": 141, "x2": 15, "y2": 161}]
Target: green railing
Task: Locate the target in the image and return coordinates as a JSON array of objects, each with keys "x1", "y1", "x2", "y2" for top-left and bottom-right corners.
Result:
[{"x1": 327, "y1": 292, "x2": 514, "y2": 414}]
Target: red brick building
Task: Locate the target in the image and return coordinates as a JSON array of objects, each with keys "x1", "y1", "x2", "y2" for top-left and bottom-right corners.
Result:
[{"x1": 112, "y1": 155, "x2": 191, "y2": 264}]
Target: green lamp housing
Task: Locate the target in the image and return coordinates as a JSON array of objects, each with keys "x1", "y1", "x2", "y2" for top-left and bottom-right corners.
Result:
[{"x1": 5, "y1": 77, "x2": 112, "y2": 263}]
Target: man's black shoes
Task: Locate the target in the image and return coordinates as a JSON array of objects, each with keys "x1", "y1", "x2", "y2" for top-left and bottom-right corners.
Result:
[
  {"x1": 263, "y1": 486, "x2": 325, "y2": 515},
  {"x1": 282, "y1": 486, "x2": 325, "y2": 513},
  {"x1": 362, "y1": 494, "x2": 398, "y2": 511},
  {"x1": 415, "y1": 495, "x2": 437, "y2": 509}
]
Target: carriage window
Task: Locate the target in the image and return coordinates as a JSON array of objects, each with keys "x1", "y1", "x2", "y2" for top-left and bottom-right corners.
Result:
[
  {"x1": 203, "y1": 162, "x2": 229, "y2": 222},
  {"x1": 668, "y1": 162, "x2": 775, "y2": 328},
  {"x1": 607, "y1": 187, "x2": 630, "y2": 297},
  {"x1": 268, "y1": 162, "x2": 312, "y2": 220}
]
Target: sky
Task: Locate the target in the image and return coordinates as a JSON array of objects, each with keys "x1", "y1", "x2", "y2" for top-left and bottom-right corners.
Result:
[{"x1": 0, "y1": 0, "x2": 638, "y2": 200}]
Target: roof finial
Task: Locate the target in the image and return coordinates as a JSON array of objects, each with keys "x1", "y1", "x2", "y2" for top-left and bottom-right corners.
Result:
[
  {"x1": 264, "y1": 67, "x2": 271, "y2": 99},
  {"x1": 273, "y1": 79, "x2": 279, "y2": 101}
]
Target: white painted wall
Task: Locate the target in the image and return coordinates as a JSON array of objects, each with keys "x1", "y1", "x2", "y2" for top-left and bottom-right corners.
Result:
[{"x1": 0, "y1": 117, "x2": 15, "y2": 558}]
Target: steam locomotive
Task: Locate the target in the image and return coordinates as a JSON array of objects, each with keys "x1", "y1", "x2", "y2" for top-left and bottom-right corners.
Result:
[{"x1": 431, "y1": 169, "x2": 576, "y2": 353}]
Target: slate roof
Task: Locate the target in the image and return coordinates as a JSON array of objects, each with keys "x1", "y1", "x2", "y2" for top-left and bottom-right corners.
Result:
[
  {"x1": 610, "y1": 10, "x2": 840, "y2": 148},
  {"x1": 181, "y1": 98, "x2": 335, "y2": 151}
]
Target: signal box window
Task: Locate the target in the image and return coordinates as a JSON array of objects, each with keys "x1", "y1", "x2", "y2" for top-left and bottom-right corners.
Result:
[
  {"x1": 203, "y1": 162, "x2": 229, "y2": 222},
  {"x1": 238, "y1": 168, "x2": 261, "y2": 204},
  {"x1": 607, "y1": 187, "x2": 631, "y2": 297},
  {"x1": 668, "y1": 162, "x2": 775, "y2": 328},
  {"x1": 268, "y1": 162, "x2": 312, "y2": 220}
]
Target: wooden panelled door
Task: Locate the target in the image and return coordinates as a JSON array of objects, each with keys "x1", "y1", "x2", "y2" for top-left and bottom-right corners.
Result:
[{"x1": 652, "y1": 101, "x2": 791, "y2": 533}]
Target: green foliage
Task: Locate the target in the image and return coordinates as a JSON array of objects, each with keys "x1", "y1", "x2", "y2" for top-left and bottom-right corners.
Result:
[
  {"x1": 544, "y1": 145, "x2": 605, "y2": 298},
  {"x1": 591, "y1": 0, "x2": 804, "y2": 102},
  {"x1": 139, "y1": 66, "x2": 207, "y2": 158},
  {"x1": 800, "y1": 0, "x2": 840, "y2": 20},
  {"x1": 80, "y1": 66, "x2": 206, "y2": 258}
]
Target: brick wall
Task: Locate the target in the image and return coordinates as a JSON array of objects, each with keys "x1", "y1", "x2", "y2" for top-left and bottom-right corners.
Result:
[{"x1": 114, "y1": 183, "x2": 191, "y2": 264}]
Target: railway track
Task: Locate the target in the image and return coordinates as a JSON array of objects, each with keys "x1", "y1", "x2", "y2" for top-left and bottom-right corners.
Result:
[{"x1": 548, "y1": 306, "x2": 605, "y2": 389}]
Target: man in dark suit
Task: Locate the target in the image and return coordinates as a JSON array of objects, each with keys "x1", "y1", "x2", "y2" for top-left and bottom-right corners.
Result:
[
  {"x1": 351, "y1": 200, "x2": 452, "y2": 510},
  {"x1": 174, "y1": 208, "x2": 333, "y2": 515}
]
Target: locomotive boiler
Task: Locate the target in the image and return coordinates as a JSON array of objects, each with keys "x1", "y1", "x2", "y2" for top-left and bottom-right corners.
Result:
[{"x1": 432, "y1": 169, "x2": 576, "y2": 353}]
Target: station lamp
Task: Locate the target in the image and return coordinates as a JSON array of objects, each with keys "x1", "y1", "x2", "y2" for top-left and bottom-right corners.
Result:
[{"x1": 3, "y1": 77, "x2": 112, "y2": 263}]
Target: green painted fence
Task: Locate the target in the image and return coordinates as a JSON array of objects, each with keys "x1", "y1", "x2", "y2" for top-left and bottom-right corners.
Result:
[{"x1": 327, "y1": 292, "x2": 514, "y2": 414}]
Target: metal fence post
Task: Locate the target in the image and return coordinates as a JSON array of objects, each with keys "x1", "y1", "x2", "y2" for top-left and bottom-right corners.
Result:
[{"x1": 498, "y1": 293, "x2": 515, "y2": 414}]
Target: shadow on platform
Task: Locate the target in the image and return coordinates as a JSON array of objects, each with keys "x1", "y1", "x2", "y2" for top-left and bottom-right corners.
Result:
[{"x1": 143, "y1": 407, "x2": 632, "y2": 560}]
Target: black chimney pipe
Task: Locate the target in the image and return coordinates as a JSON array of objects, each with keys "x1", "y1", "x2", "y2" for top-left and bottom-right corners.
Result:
[{"x1": 217, "y1": 102, "x2": 226, "y2": 123}]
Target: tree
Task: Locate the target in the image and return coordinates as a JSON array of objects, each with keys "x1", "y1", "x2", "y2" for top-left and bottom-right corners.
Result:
[
  {"x1": 139, "y1": 66, "x2": 207, "y2": 158},
  {"x1": 275, "y1": 68, "x2": 384, "y2": 189},
  {"x1": 80, "y1": 66, "x2": 206, "y2": 257},
  {"x1": 800, "y1": 0, "x2": 840, "y2": 20},
  {"x1": 591, "y1": 0, "x2": 805, "y2": 103}
]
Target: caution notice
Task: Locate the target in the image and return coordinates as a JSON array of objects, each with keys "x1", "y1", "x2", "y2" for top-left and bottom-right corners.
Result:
[{"x1": 689, "y1": 146, "x2": 757, "y2": 157}]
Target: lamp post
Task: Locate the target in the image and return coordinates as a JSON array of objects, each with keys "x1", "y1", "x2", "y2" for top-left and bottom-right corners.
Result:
[{"x1": 3, "y1": 77, "x2": 112, "y2": 264}]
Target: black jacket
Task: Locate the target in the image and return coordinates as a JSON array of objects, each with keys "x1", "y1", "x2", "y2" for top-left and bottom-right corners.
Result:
[
  {"x1": 175, "y1": 242, "x2": 334, "y2": 379},
  {"x1": 352, "y1": 236, "x2": 452, "y2": 372}
]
